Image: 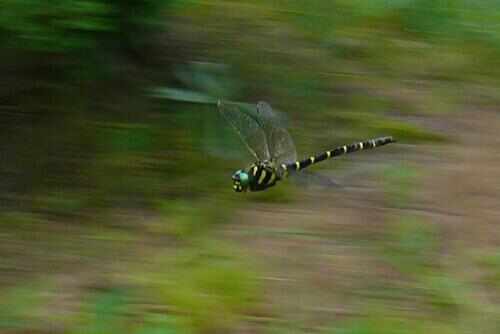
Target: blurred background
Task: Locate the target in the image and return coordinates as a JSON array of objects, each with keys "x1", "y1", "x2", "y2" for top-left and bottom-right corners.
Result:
[{"x1": 1, "y1": 1, "x2": 500, "y2": 333}]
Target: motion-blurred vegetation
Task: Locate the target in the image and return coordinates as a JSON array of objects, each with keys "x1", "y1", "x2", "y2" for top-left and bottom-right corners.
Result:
[{"x1": 2, "y1": 1, "x2": 500, "y2": 333}]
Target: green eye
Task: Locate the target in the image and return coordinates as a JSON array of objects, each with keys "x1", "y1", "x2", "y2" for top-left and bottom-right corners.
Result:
[
  {"x1": 239, "y1": 172, "x2": 249, "y2": 185},
  {"x1": 232, "y1": 170, "x2": 249, "y2": 192}
]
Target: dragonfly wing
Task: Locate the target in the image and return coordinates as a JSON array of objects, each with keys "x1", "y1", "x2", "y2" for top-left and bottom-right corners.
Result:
[
  {"x1": 269, "y1": 127, "x2": 297, "y2": 164},
  {"x1": 218, "y1": 100, "x2": 271, "y2": 161},
  {"x1": 255, "y1": 101, "x2": 297, "y2": 165},
  {"x1": 289, "y1": 170, "x2": 342, "y2": 189}
]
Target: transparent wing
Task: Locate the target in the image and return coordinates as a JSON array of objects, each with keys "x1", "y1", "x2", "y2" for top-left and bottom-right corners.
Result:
[
  {"x1": 256, "y1": 101, "x2": 297, "y2": 165},
  {"x1": 289, "y1": 170, "x2": 342, "y2": 189},
  {"x1": 217, "y1": 100, "x2": 271, "y2": 161}
]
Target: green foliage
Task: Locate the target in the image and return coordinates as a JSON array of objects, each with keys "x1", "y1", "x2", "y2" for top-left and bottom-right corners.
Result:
[
  {"x1": 381, "y1": 164, "x2": 420, "y2": 208},
  {"x1": 326, "y1": 317, "x2": 417, "y2": 334},
  {"x1": 0, "y1": 281, "x2": 50, "y2": 330},
  {"x1": 0, "y1": 0, "x2": 115, "y2": 51},
  {"x1": 145, "y1": 242, "x2": 260, "y2": 333},
  {"x1": 419, "y1": 274, "x2": 463, "y2": 315},
  {"x1": 71, "y1": 289, "x2": 188, "y2": 334},
  {"x1": 264, "y1": 322, "x2": 309, "y2": 334},
  {"x1": 31, "y1": 191, "x2": 86, "y2": 217},
  {"x1": 0, "y1": 211, "x2": 40, "y2": 227},
  {"x1": 152, "y1": 199, "x2": 234, "y2": 238},
  {"x1": 134, "y1": 314, "x2": 187, "y2": 334},
  {"x1": 323, "y1": 314, "x2": 456, "y2": 334},
  {"x1": 72, "y1": 289, "x2": 130, "y2": 334},
  {"x1": 380, "y1": 215, "x2": 438, "y2": 276},
  {"x1": 475, "y1": 249, "x2": 500, "y2": 289},
  {"x1": 103, "y1": 124, "x2": 154, "y2": 153},
  {"x1": 0, "y1": 0, "x2": 174, "y2": 52},
  {"x1": 335, "y1": 113, "x2": 446, "y2": 143}
]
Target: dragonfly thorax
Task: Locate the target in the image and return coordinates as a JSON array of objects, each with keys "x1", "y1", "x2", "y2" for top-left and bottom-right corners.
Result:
[{"x1": 232, "y1": 161, "x2": 280, "y2": 192}]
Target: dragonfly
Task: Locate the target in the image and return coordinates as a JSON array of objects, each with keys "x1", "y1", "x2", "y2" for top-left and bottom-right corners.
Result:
[{"x1": 217, "y1": 100, "x2": 395, "y2": 192}]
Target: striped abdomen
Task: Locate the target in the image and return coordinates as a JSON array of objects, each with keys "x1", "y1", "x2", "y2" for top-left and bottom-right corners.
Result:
[{"x1": 280, "y1": 136, "x2": 395, "y2": 176}]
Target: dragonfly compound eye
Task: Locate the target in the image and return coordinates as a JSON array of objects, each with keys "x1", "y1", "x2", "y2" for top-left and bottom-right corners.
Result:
[{"x1": 232, "y1": 170, "x2": 249, "y2": 191}]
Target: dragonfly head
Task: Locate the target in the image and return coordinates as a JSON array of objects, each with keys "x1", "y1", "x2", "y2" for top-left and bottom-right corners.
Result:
[{"x1": 232, "y1": 169, "x2": 249, "y2": 192}]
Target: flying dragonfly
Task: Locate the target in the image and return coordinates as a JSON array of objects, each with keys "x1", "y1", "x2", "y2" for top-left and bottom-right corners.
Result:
[{"x1": 217, "y1": 100, "x2": 395, "y2": 192}]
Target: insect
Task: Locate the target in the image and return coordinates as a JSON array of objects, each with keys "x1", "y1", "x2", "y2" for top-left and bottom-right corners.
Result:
[{"x1": 218, "y1": 100, "x2": 395, "y2": 192}]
